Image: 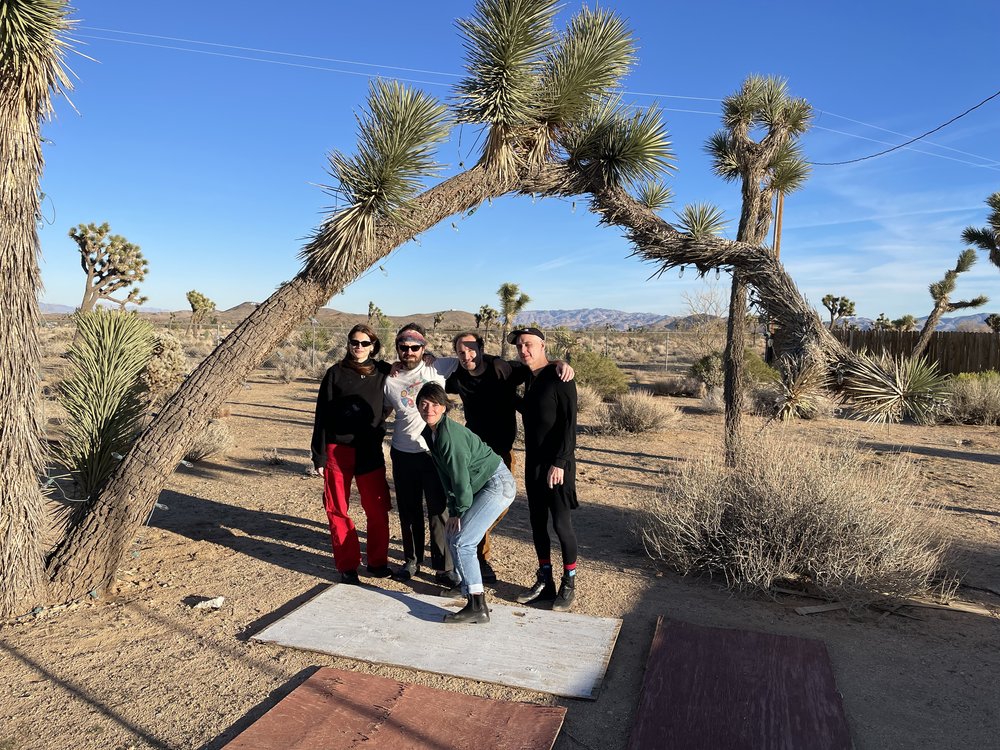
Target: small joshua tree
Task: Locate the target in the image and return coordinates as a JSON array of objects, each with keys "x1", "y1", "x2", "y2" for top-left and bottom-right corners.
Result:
[
  {"x1": 892, "y1": 314, "x2": 917, "y2": 332},
  {"x1": 912, "y1": 249, "x2": 987, "y2": 358},
  {"x1": 497, "y1": 282, "x2": 531, "y2": 358},
  {"x1": 874, "y1": 313, "x2": 892, "y2": 331},
  {"x1": 476, "y1": 304, "x2": 499, "y2": 348},
  {"x1": 186, "y1": 290, "x2": 216, "y2": 335},
  {"x1": 70, "y1": 222, "x2": 149, "y2": 312},
  {"x1": 822, "y1": 294, "x2": 855, "y2": 330},
  {"x1": 986, "y1": 313, "x2": 1000, "y2": 335}
]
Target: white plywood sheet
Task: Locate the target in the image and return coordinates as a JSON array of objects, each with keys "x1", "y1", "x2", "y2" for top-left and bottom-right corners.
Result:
[{"x1": 252, "y1": 584, "x2": 621, "y2": 700}]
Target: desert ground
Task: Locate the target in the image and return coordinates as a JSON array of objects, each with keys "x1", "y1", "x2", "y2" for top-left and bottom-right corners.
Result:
[{"x1": 1, "y1": 349, "x2": 998, "y2": 750}]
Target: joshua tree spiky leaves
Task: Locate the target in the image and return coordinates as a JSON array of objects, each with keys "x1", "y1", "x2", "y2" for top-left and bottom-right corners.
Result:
[
  {"x1": 497, "y1": 282, "x2": 531, "y2": 358},
  {"x1": 0, "y1": 0, "x2": 74, "y2": 617},
  {"x1": 912, "y1": 249, "x2": 987, "y2": 358},
  {"x1": 705, "y1": 75, "x2": 812, "y2": 463},
  {"x1": 37, "y1": 1, "x2": 856, "y2": 606},
  {"x1": 962, "y1": 192, "x2": 1000, "y2": 271},
  {"x1": 69, "y1": 222, "x2": 149, "y2": 312}
]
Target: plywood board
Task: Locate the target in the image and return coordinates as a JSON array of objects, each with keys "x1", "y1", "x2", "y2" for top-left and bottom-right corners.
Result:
[
  {"x1": 628, "y1": 617, "x2": 852, "y2": 750},
  {"x1": 252, "y1": 585, "x2": 621, "y2": 699},
  {"x1": 225, "y1": 667, "x2": 566, "y2": 749}
]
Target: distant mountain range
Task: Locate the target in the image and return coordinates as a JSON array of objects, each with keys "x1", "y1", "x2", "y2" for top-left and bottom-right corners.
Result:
[{"x1": 40, "y1": 302, "x2": 995, "y2": 332}]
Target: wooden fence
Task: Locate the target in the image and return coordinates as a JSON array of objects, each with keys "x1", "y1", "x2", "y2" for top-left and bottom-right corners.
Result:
[{"x1": 832, "y1": 329, "x2": 1000, "y2": 375}]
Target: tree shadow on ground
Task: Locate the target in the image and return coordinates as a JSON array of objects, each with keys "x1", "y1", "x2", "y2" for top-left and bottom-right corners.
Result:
[{"x1": 861, "y1": 440, "x2": 1000, "y2": 466}]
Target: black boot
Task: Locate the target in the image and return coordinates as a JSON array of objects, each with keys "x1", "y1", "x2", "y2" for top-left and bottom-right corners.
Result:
[
  {"x1": 444, "y1": 593, "x2": 490, "y2": 624},
  {"x1": 516, "y1": 567, "x2": 557, "y2": 605},
  {"x1": 552, "y1": 575, "x2": 576, "y2": 612}
]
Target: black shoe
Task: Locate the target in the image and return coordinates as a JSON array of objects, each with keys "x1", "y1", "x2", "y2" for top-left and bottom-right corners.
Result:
[
  {"x1": 392, "y1": 562, "x2": 419, "y2": 582},
  {"x1": 552, "y1": 576, "x2": 576, "y2": 612},
  {"x1": 435, "y1": 570, "x2": 461, "y2": 588},
  {"x1": 340, "y1": 570, "x2": 360, "y2": 585},
  {"x1": 366, "y1": 564, "x2": 393, "y2": 578},
  {"x1": 444, "y1": 593, "x2": 490, "y2": 624},
  {"x1": 479, "y1": 558, "x2": 498, "y2": 584},
  {"x1": 516, "y1": 567, "x2": 557, "y2": 605}
]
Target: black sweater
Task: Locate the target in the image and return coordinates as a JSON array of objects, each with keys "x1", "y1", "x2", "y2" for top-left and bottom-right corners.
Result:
[
  {"x1": 520, "y1": 363, "x2": 577, "y2": 470},
  {"x1": 310, "y1": 360, "x2": 390, "y2": 473}
]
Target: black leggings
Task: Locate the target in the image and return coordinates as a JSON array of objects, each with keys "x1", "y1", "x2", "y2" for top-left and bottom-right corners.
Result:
[{"x1": 525, "y1": 478, "x2": 578, "y2": 567}]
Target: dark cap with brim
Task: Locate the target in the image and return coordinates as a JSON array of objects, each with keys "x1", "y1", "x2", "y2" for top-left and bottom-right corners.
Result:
[{"x1": 507, "y1": 326, "x2": 545, "y2": 344}]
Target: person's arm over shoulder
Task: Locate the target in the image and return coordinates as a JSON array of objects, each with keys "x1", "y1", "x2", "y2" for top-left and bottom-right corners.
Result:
[
  {"x1": 505, "y1": 358, "x2": 530, "y2": 387},
  {"x1": 432, "y1": 356, "x2": 460, "y2": 379},
  {"x1": 551, "y1": 377, "x2": 578, "y2": 470}
]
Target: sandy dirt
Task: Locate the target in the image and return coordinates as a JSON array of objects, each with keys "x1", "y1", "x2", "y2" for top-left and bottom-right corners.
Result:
[{"x1": 1, "y1": 370, "x2": 998, "y2": 750}]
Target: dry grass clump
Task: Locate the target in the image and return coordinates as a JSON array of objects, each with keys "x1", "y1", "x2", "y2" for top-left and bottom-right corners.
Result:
[
  {"x1": 184, "y1": 419, "x2": 234, "y2": 462},
  {"x1": 941, "y1": 372, "x2": 1000, "y2": 426},
  {"x1": 605, "y1": 390, "x2": 680, "y2": 433},
  {"x1": 651, "y1": 375, "x2": 705, "y2": 398},
  {"x1": 698, "y1": 388, "x2": 724, "y2": 414},
  {"x1": 575, "y1": 383, "x2": 603, "y2": 414},
  {"x1": 636, "y1": 433, "x2": 955, "y2": 605}
]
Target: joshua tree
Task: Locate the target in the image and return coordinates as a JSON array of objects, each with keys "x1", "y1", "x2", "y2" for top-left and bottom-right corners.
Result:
[
  {"x1": 70, "y1": 222, "x2": 149, "y2": 312},
  {"x1": 497, "y1": 281, "x2": 531, "y2": 358},
  {"x1": 0, "y1": 0, "x2": 75, "y2": 617},
  {"x1": 186, "y1": 290, "x2": 216, "y2": 335},
  {"x1": 822, "y1": 294, "x2": 856, "y2": 330},
  {"x1": 985, "y1": 313, "x2": 1000, "y2": 334},
  {"x1": 476, "y1": 304, "x2": 499, "y2": 347},
  {"x1": 962, "y1": 192, "x2": 1000, "y2": 271},
  {"x1": 892, "y1": 315, "x2": 917, "y2": 332},
  {"x1": 31, "y1": 1, "x2": 861, "y2": 609},
  {"x1": 433, "y1": 311, "x2": 445, "y2": 330},
  {"x1": 705, "y1": 75, "x2": 812, "y2": 463},
  {"x1": 873, "y1": 313, "x2": 892, "y2": 331},
  {"x1": 367, "y1": 300, "x2": 381, "y2": 326},
  {"x1": 912, "y1": 249, "x2": 987, "y2": 358}
]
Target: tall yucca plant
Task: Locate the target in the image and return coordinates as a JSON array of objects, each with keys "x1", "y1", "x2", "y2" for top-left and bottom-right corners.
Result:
[
  {"x1": 57, "y1": 311, "x2": 155, "y2": 500},
  {"x1": 1, "y1": 0, "x2": 75, "y2": 616},
  {"x1": 302, "y1": 79, "x2": 451, "y2": 283},
  {"x1": 842, "y1": 353, "x2": 948, "y2": 425}
]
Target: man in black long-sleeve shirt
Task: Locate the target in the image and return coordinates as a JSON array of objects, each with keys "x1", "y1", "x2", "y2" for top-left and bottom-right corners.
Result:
[{"x1": 509, "y1": 327, "x2": 580, "y2": 612}]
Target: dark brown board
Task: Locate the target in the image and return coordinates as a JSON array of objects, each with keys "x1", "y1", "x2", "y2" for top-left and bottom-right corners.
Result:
[
  {"x1": 225, "y1": 667, "x2": 566, "y2": 750},
  {"x1": 627, "y1": 618, "x2": 852, "y2": 750}
]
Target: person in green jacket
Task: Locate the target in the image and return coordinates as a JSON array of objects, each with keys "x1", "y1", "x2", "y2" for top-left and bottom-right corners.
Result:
[{"x1": 416, "y1": 382, "x2": 516, "y2": 624}]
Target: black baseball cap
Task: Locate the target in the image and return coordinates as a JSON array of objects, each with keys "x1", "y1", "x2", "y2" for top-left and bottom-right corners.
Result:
[{"x1": 507, "y1": 326, "x2": 545, "y2": 343}]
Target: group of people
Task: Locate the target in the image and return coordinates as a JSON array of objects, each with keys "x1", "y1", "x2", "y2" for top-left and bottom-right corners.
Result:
[{"x1": 310, "y1": 321, "x2": 579, "y2": 624}]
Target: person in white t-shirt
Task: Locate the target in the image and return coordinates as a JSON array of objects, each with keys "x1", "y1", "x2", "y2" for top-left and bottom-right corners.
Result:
[{"x1": 383, "y1": 323, "x2": 459, "y2": 584}]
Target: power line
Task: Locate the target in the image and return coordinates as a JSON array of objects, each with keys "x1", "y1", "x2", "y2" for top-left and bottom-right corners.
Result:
[
  {"x1": 810, "y1": 87, "x2": 1000, "y2": 166},
  {"x1": 812, "y1": 125, "x2": 1000, "y2": 171},
  {"x1": 76, "y1": 26, "x2": 999, "y2": 170}
]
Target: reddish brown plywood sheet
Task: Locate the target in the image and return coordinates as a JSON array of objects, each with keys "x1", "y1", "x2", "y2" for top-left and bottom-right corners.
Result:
[
  {"x1": 628, "y1": 618, "x2": 852, "y2": 750},
  {"x1": 225, "y1": 667, "x2": 566, "y2": 750}
]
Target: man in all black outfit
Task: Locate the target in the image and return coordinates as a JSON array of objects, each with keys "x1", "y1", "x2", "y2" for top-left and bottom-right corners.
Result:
[{"x1": 509, "y1": 327, "x2": 580, "y2": 612}]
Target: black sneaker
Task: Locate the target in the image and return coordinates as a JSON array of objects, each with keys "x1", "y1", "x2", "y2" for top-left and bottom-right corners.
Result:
[
  {"x1": 366, "y1": 564, "x2": 393, "y2": 578},
  {"x1": 552, "y1": 577, "x2": 576, "y2": 612},
  {"x1": 479, "y1": 558, "x2": 498, "y2": 584},
  {"x1": 340, "y1": 570, "x2": 360, "y2": 585},
  {"x1": 392, "y1": 562, "x2": 419, "y2": 581},
  {"x1": 516, "y1": 567, "x2": 557, "y2": 605}
]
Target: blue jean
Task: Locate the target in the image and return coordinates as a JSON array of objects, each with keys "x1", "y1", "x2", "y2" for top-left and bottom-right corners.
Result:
[{"x1": 447, "y1": 463, "x2": 516, "y2": 595}]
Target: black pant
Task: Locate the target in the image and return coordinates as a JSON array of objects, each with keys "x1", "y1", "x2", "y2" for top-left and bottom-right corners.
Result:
[
  {"x1": 525, "y1": 462, "x2": 578, "y2": 567},
  {"x1": 390, "y1": 447, "x2": 452, "y2": 572}
]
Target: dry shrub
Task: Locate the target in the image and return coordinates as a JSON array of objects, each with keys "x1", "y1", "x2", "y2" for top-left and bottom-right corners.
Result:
[
  {"x1": 942, "y1": 372, "x2": 1000, "y2": 426},
  {"x1": 605, "y1": 390, "x2": 680, "y2": 433},
  {"x1": 699, "y1": 388, "x2": 724, "y2": 414},
  {"x1": 636, "y1": 433, "x2": 955, "y2": 605},
  {"x1": 142, "y1": 331, "x2": 189, "y2": 406},
  {"x1": 575, "y1": 383, "x2": 603, "y2": 414},
  {"x1": 184, "y1": 419, "x2": 234, "y2": 461},
  {"x1": 307, "y1": 360, "x2": 333, "y2": 382},
  {"x1": 651, "y1": 375, "x2": 704, "y2": 398}
]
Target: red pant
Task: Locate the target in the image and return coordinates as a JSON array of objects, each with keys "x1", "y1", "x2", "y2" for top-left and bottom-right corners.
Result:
[{"x1": 322, "y1": 444, "x2": 391, "y2": 573}]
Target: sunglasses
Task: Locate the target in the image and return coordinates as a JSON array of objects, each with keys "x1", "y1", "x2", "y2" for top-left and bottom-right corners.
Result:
[
  {"x1": 349, "y1": 339, "x2": 373, "y2": 348},
  {"x1": 397, "y1": 343, "x2": 424, "y2": 352}
]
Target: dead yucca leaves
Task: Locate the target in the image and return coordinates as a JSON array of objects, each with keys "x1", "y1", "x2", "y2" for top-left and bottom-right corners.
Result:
[
  {"x1": 636, "y1": 432, "x2": 956, "y2": 606},
  {"x1": 756, "y1": 354, "x2": 835, "y2": 421}
]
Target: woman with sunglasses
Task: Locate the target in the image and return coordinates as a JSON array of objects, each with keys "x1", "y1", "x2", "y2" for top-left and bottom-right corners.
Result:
[{"x1": 311, "y1": 324, "x2": 393, "y2": 585}]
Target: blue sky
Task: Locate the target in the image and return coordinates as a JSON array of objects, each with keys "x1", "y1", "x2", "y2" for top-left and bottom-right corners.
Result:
[{"x1": 37, "y1": 1, "x2": 1000, "y2": 320}]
